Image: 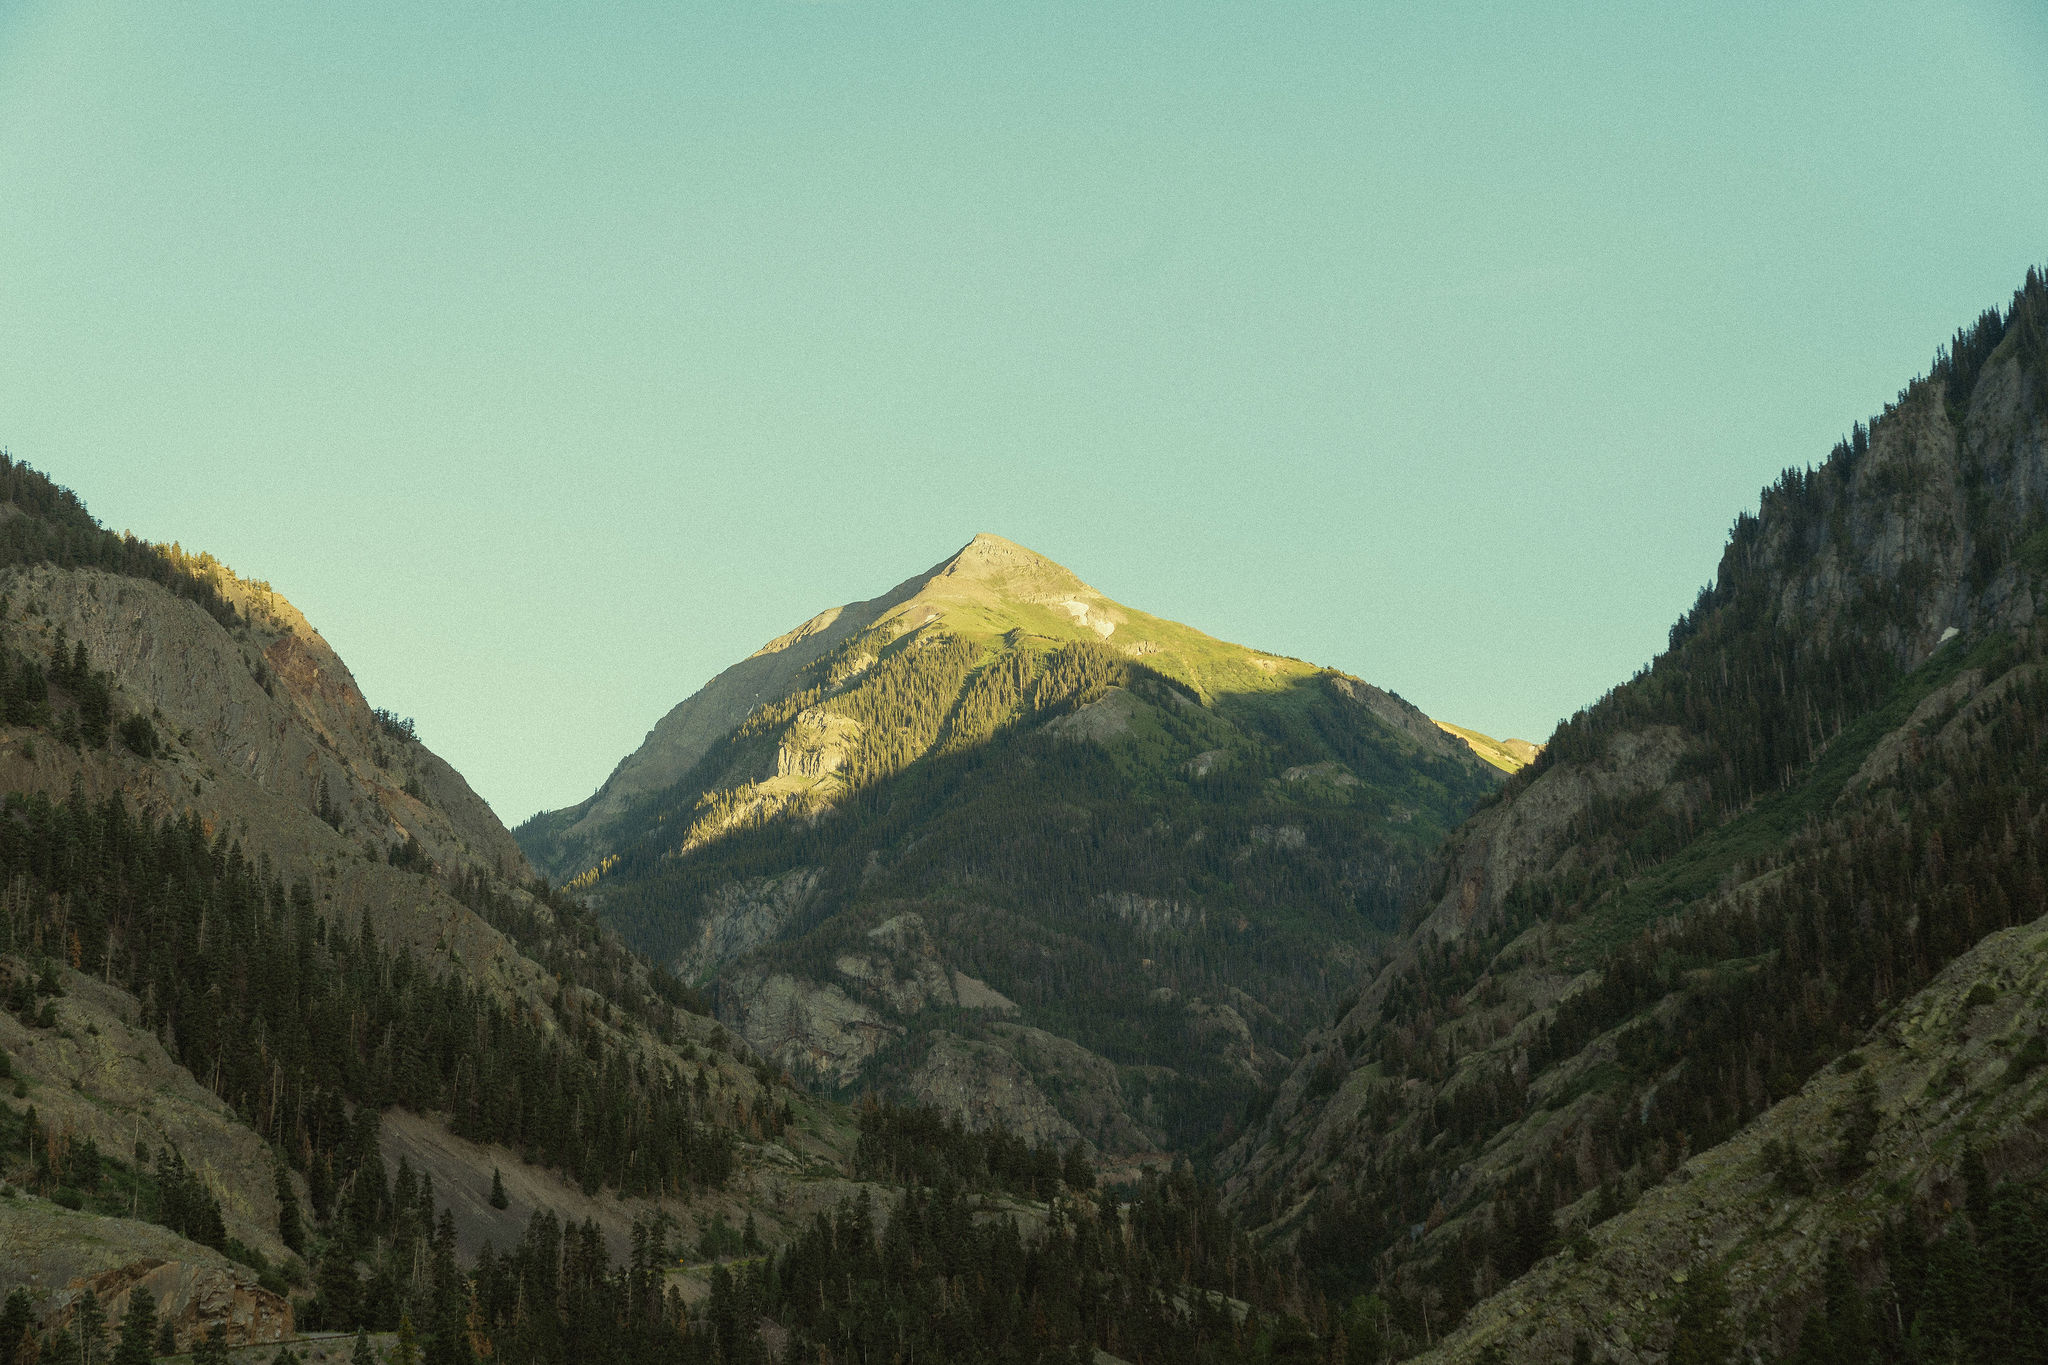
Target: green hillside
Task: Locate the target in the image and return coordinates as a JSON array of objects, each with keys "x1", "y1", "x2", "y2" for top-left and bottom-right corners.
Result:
[{"x1": 519, "y1": 534, "x2": 1502, "y2": 1154}]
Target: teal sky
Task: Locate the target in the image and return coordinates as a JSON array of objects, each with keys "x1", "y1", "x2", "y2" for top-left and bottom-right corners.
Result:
[{"x1": 2, "y1": 2, "x2": 2044, "y2": 824}]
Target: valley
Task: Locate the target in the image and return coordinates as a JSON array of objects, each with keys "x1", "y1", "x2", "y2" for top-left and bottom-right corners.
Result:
[{"x1": 1, "y1": 267, "x2": 2045, "y2": 1364}]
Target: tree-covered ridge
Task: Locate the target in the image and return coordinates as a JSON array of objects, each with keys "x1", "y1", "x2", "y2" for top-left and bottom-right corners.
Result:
[
  {"x1": 462, "y1": 1163, "x2": 1313, "y2": 1365},
  {"x1": 1221, "y1": 269, "x2": 2048, "y2": 1359},
  {"x1": 0, "y1": 451, "x2": 243, "y2": 629},
  {"x1": 0, "y1": 787, "x2": 740, "y2": 1201},
  {"x1": 1287, "y1": 630, "x2": 2048, "y2": 1352},
  {"x1": 1501, "y1": 266, "x2": 2048, "y2": 886}
]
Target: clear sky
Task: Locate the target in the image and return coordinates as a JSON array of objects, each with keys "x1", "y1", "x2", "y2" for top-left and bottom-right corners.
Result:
[{"x1": 1, "y1": 2, "x2": 2044, "y2": 824}]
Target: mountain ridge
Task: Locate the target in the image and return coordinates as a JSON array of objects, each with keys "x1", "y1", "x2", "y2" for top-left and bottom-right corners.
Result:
[
  {"x1": 516, "y1": 534, "x2": 1504, "y2": 1155},
  {"x1": 1220, "y1": 266, "x2": 2048, "y2": 1363},
  {"x1": 522, "y1": 532, "x2": 1498, "y2": 890}
]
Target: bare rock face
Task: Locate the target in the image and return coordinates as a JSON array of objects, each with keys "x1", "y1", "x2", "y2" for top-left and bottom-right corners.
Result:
[
  {"x1": 715, "y1": 910, "x2": 1164, "y2": 1155},
  {"x1": 681, "y1": 868, "x2": 824, "y2": 980},
  {"x1": 906, "y1": 1034, "x2": 1085, "y2": 1149},
  {"x1": 0, "y1": 1199, "x2": 291, "y2": 1347},
  {"x1": 1416, "y1": 725, "x2": 1693, "y2": 944},
  {"x1": 5, "y1": 564, "x2": 528, "y2": 883},
  {"x1": 1042, "y1": 686, "x2": 1140, "y2": 742},
  {"x1": 723, "y1": 970, "x2": 902, "y2": 1087},
  {"x1": 985, "y1": 1024, "x2": 1159, "y2": 1155}
]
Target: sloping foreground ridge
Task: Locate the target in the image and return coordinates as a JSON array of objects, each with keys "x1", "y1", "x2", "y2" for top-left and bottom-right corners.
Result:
[{"x1": 1226, "y1": 269, "x2": 2048, "y2": 1363}]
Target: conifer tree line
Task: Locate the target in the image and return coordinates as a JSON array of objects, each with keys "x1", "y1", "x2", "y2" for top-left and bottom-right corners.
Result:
[
  {"x1": 458, "y1": 1161, "x2": 1313, "y2": 1365},
  {"x1": 4, "y1": 1103, "x2": 1319, "y2": 1364},
  {"x1": 0, "y1": 452, "x2": 244, "y2": 629},
  {"x1": 0, "y1": 618, "x2": 137, "y2": 755},
  {"x1": 1768, "y1": 1162, "x2": 2048, "y2": 1364},
  {"x1": 0, "y1": 786, "x2": 740, "y2": 1200},
  {"x1": 851, "y1": 1098, "x2": 1093, "y2": 1199}
]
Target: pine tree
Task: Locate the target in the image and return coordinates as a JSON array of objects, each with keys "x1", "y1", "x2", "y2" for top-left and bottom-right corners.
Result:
[
  {"x1": 73, "y1": 1286, "x2": 106, "y2": 1365},
  {"x1": 192, "y1": 1326, "x2": 233, "y2": 1365},
  {"x1": 112, "y1": 1289, "x2": 155, "y2": 1365},
  {"x1": 0, "y1": 1289, "x2": 35, "y2": 1365},
  {"x1": 488, "y1": 1168, "x2": 507, "y2": 1211},
  {"x1": 1667, "y1": 1261, "x2": 1732, "y2": 1365},
  {"x1": 391, "y1": 1313, "x2": 420, "y2": 1365},
  {"x1": 153, "y1": 1319, "x2": 176, "y2": 1357},
  {"x1": 350, "y1": 1328, "x2": 375, "y2": 1365},
  {"x1": 276, "y1": 1160, "x2": 304, "y2": 1255}
]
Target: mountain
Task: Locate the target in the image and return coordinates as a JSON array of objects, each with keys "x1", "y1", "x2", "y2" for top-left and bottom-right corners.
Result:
[
  {"x1": 0, "y1": 460, "x2": 878, "y2": 1353},
  {"x1": 1223, "y1": 268, "x2": 2048, "y2": 1362},
  {"x1": 0, "y1": 458, "x2": 1342, "y2": 1365},
  {"x1": 518, "y1": 534, "x2": 1504, "y2": 1155}
]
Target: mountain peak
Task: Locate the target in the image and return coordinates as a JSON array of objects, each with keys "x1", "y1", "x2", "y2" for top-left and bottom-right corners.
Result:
[{"x1": 930, "y1": 533, "x2": 1087, "y2": 592}]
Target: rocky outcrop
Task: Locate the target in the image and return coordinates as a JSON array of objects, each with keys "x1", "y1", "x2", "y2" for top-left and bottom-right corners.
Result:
[
  {"x1": 681, "y1": 867, "x2": 823, "y2": 979},
  {"x1": 723, "y1": 914, "x2": 1025, "y2": 1086},
  {"x1": 0, "y1": 963, "x2": 298, "y2": 1262},
  {"x1": 0, "y1": 1199, "x2": 291, "y2": 1348},
  {"x1": 1043, "y1": 687, "x2": 1140, "y2": 742},
  {"x1": 1415, "y1": 725, "x2": 1693, "y2": 943},
  {"x1": 906, "y1": 1034, "x2": 1085, "y2": 1149},
  {"x1": 984, "y1": 1024, "x2": 1160, "y2": 1155},
  {"x1": 722, "y1": 970, "x2": 902, "y2": 1087}
]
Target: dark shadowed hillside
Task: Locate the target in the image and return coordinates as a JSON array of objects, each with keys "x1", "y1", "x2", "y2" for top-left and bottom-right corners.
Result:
[{"x1": 1224, "y1": 269, "x2": 2048, "y2": 1363}]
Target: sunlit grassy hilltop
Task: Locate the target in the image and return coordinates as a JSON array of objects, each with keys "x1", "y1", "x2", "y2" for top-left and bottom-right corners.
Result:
[{"x1": 516, "y1": 532, "x2": 1507, "y2": 1152}]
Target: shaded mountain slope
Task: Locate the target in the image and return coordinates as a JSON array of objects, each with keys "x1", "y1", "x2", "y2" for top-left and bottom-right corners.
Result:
[
  {"x1": 0, "y1": 455, "x2": 854, "y2": 1350},
  {"x1": 518, "y1": 535, "x2": 1502, "y2": 1155},
  {"x1": 1223, "y1": 268, "x2": 2048, "y2": 1360},
  {"x1": 0, "y1": 457, "x2": 1334, "y2": 1365}
]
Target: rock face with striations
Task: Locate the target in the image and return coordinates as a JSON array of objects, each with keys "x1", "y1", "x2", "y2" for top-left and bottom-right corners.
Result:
[{"x1": 0, "y1": 1200, "x2": 292, "y2": 1347}]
